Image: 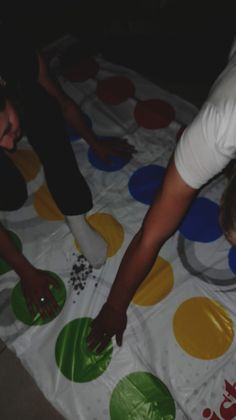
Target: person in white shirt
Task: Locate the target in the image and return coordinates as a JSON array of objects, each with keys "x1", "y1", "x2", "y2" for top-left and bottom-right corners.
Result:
[{"x1": 88, "y1": 36, "x2": 236, "y2": 353}]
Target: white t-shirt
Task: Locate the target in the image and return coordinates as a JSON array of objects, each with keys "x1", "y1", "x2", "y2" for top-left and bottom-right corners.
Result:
[{"x1": 174, "y1": 38, "x2": 236, "y2": 189}]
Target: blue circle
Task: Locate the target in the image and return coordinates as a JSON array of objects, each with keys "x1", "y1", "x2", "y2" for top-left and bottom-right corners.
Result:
[
  {"x1": 179, "y1": 197, "x2": 222, "y2": 242},
  {"x1": 128, "y1": 165, "x2": 165, "y2": 205},
  {"x1": 228, "y1": 247, "x2": 236, "y2": 275},
  {"x1": 88, "y1": 137, "x2": 131, "y2": 172},
  {"x1": 66, "y1": 113, "x2": 93, "y2": 142}
]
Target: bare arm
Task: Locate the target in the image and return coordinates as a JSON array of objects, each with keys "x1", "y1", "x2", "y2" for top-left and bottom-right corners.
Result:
[
  {"x1": 37, "y1": 53, "x2": 99, "y2": 149},
  {"x1": 37, "y1": 54, "x2": 135, "y2": 161},
  {"x1": 0, "y1": 223, "x2": 35, "y2": 278},
  {"x1": 107, "y1": 157, "x2": 196, "y2": 310},
  {"x1": 88, "y1": 157, "x2": 197, "y2": 351},
  {"x1": 0, "y1": 223, "x2": 59, "y2": 317}
]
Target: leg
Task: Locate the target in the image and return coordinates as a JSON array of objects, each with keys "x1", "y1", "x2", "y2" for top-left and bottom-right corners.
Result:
[
  {"x1": 0, "y1": 149, "x2": 28, "y2": 211},
  {"x1": 23, "y1": 85, "x2": 92, "y2": 215},
  {"x1": 23, "y1": 85, "x2": 107, "y2": 268}
]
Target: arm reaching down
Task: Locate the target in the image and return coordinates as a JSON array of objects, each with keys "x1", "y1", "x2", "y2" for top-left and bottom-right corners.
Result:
[
  {"x1": 37, "y1": 54, "x2": 135, "y2": 162},
  {"x1": 87, "y1": 157, "x2": 197, "y2": 352},
  {"x1": 0, "y1": 224, "x2": 60, "y2": 318}
]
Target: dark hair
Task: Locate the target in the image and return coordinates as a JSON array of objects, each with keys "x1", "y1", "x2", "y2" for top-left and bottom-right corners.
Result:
[
  {"x1": 0, "y1": 86, "x2": 7, "y2": 111},
  {"x1": 219, "y1": 171, "x2": 236, "y2": 245}
]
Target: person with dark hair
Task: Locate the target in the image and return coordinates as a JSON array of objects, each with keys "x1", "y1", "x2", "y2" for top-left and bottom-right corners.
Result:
[{"x1": 0, "y1": 21, "x2": 134, "y2": 318}]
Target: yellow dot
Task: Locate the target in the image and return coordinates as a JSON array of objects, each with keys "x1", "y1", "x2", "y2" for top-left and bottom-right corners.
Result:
[
  {"x1": 33, "y1": 183, "x2": 64, "y2": 221},
  {"x1": 7, "y1": 149, "x2": 41, "y2": 182},
  {"x1": 132, "y1": 256, "x2": 174, "y2": 306},
  {"x1": 173, "y1": 297, "x2": 234, "y2": 359},
  {"x1": 76, "y1": 213, "x2": 124, "y2": 257}
]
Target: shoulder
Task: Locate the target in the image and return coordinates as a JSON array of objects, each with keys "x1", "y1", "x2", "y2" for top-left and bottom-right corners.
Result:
[{"x1": 174, "y1": 101, "x2": 233, "y2": 189}]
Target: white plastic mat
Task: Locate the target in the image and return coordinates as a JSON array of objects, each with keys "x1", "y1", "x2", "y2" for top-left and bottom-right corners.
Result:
[{"x1": 0, "y1": 49, "x2": 235, "y2": 420}]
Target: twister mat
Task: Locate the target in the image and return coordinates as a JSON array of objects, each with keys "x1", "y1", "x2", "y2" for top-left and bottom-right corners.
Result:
[{"x1": 0, "y1": 40, "x2": 236, "y2": 420}]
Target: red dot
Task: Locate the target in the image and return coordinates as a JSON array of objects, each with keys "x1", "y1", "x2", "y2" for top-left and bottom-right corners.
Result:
[
  {"x1": 62, "y1": 57, "x2": 99, "y2": 82},
  {"x1": 134, "y1": 99, "x2": 175, "y2": 129},
  {"x1": 96, "y1": 76, "x2": 135, "y2": 104},
  {"x1": 176, "y1": 125, "x2": 186, "y2": 142},
  {"x1": 202, "y1": 408, "x2": 211, "y2": 418}
]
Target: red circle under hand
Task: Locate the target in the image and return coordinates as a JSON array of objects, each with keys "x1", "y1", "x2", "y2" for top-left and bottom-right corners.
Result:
[
  {"x1": 202, "y1": 408, "x2": 211, "y2": 419},
  {"x1": 96, "y1": 76, "x2": 135, "y2": 104},
  {"x1": 134, "y1": 99, "x2": 175, "y2": 129},
  {"x1": 62, "y1": 57, "x2": 99, "y2": 82}
]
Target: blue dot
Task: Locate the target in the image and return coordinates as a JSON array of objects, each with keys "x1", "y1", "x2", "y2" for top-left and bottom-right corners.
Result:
[
  {"x1": 88, "y1": 137, "x2": 131, "y2": 172},
  {"x1": 179, "y1": 197, "x2": 222, "y2": 242},
  {"x1": 228, "y1": 247, "x2": 236, "y2": 275},
  {"x1": 66, "y1": 113, "x2": 93, "y2": 142},
  {"x1": 128, "y1": 165, "x2": 165, "y2": 205}
]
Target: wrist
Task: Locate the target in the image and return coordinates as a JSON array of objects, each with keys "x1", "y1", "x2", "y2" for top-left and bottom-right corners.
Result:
[
  {"x1": 13, "y1": 259, "x2": 36, "y2": 281},
  {"x1": 104, "y1": 299, "x2": 128, "y2": 314}
]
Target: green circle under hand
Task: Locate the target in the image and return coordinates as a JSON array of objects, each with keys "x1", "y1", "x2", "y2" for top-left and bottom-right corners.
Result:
[
  {"x1": 0, "y1": 231, "x2": 22, "y2": 275},
  {"x1": 110, "y1": 372, "x2": 176, "y2": 420},
  {"x1": 55, "y1": 317, "x2": 113, "y2": 382},
  {"x1": 11, "y1": 271, "x2": 66, "y2": 325}
]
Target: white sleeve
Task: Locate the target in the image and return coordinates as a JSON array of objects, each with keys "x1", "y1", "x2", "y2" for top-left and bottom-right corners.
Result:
[{"x1": 174, "y1": 103, "x2": 231, "y2": 189}]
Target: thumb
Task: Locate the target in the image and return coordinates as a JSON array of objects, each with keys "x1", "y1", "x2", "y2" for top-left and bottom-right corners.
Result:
[{"x1": 49, "y1": 275, "x2": 60, "y2": 289}]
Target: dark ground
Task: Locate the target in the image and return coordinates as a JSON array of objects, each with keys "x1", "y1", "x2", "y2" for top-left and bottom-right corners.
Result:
[{"x1": 2, "y1": 1, "x2": 235, "y2": 107}]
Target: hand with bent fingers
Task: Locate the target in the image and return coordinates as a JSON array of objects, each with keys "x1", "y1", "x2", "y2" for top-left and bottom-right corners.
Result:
[
  {"x1": 92, "y1": 137, "x2": 136, "y2": 163},
  {"x1": 20, "y1": 268, "x2": 60, "y2": 319},
  {"x1": 87, "y1": 302, "x2": 127, "y2": 353}
]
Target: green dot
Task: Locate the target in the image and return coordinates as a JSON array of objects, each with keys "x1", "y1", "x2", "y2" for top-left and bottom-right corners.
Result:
[
  {"x1": 110, "y1": 372, "x2": 176, "y2": 420},
  {"x1": 0, "y1": 231, "x2": 22, "y2": 275},
  {"x1": 55, "y1": 317, "x2": 113, "y2": 382},
  {"x1": 11, "y1": 271, "x2": 66, "y2": 325}
]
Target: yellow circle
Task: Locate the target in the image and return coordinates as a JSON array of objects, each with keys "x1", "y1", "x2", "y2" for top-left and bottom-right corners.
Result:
[
  {"x1": 7, "y1": 149, "x2": 41, "y2": 182},
  {"x1": 33, "y1": 183, "x2": 64, "y2": 221},
  {"x1": 76, "y1": 213, "x2": 124, "y2": 257},
  {"x1": 132, "y1": 256, "x2": 174, "y2": 306},
  {"x1": 173, "y1": 297, "x2": 234, "y2": 359}
]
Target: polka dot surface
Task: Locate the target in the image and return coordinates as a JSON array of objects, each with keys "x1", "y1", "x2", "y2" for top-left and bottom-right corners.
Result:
[
  {"x1": 0, "y1": 231, "x2": 22, "y2": 275},
  {"x1": 110, "y1": 372, "x2": 176, "y2": 420},
  {"x1": 11, "y1": 272, "x2": 66, "y2": 325},
  {"x1": 76, "y1": 213, "x2": 124, "y2": 258},
  {"x1": 173, "y1": 297, "x2": 234, "y2": 359},
  {"x1": 128, "y1": 165, "x2": 165, "y2": 205},
  {"x1": 132, "y1": 256, "x2": 174, "y2": 306},
  {"x1": 62, "y1": 57, "x2": 99, "y2": 82},
  {"x1": 55, "y1": 317, "x2": 112, "y2": 382},
  {"x1": 134, "y1": 99, "x2": 175, "y2": 129},
  {"x1": 33, "y1": 183, "x2": 64, "y2": 221},
  {"x1": 179, "y1": 197, "x2": 222, "y2": 242},
  {"x1": 66, "y1": 113, "x2": 92, "y2": 142},
  {"x1": 7, "y1": 149, "x2": 41, "y2": 182},
  {"x1": 177, "y1": 234, "x2": 236, "y2": 286},
  {"x1": 88, "y1": 137, "x2": 131, "y2": 171},
  {"x1": 96, "y1": 76, "x2": 135, "y2": 104}
]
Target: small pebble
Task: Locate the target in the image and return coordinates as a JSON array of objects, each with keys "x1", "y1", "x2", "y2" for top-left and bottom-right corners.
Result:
[{"x1": 68, "y1": 255, "x2": 98, "y2": 296}]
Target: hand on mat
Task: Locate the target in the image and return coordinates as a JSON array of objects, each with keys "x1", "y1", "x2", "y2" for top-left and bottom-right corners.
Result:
[
  {"x1": 20, "y1": 269, "x2": 60, "y2": 319},
  {"x1": 92, "y1": 137, "x2": 136, "y2": 163},
  {"x1": 87, "y1": 302, "x2": 127, "y2": 353}
]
